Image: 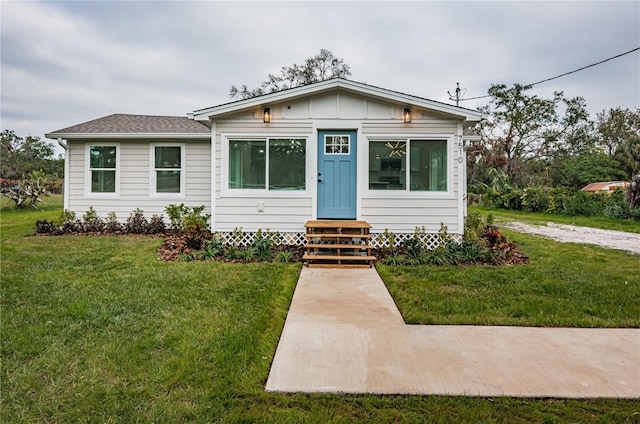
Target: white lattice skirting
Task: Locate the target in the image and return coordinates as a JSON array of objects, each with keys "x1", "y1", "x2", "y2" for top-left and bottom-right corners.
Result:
[{"x1": 217, "y1": 231, "x2": 462, "y2": 249}]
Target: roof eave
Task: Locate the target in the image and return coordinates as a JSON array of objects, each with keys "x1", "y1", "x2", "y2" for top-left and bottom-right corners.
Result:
[
  {"x1": 45, "y1": 132, "x2": 210, "y2": 140},
  {"x1": 191, "y1": 78, "x2": 484, "y2": 122}
]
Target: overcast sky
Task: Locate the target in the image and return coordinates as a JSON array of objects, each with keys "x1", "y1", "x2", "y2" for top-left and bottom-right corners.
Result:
[{"x1": 2, "y1": 1, "x2": 639, "y2": 151}]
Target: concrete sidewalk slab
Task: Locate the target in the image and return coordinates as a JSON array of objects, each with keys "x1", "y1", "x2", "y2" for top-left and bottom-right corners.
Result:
[{"x1": 265, "y1": 268, "x2": 640, "y2": 397}]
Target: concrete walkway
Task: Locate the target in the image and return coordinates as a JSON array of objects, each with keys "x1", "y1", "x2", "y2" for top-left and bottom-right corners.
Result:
[{"x1": 265, "y1": 268, "x2": 640, "y2": 398}]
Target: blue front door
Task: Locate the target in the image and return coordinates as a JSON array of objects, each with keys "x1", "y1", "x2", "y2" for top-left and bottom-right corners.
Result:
[{"x1": 317, "y1": 130, "x2": 357, "y2": 219}]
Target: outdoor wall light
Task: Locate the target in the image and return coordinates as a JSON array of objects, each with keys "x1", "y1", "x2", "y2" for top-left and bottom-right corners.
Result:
[
  {"x1": 403, "y1": 108, "x2": 411, "y2": 123},
  {"x1": 263, "y1": 107, "x2": 271, "y2": 123}
]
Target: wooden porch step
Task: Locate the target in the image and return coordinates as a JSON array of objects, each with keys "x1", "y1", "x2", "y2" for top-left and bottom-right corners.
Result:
[
  {"x1": 305, "y1": 234, "x2": 371, "y2": 239},
  {"x1": 303, "y1": 220, "x2": 375, "y2": 268},
  {"x1": 302, "y1": 255, "x2": 376, "y2": 261},
  {"x1": 305, "y1": 220, "x2": 372, "y2": 229},
  {"x1": 306, "y1": 263, "x2": 373, "y2": 269},
  {"x1": 304, "y1": 244, "x2": 371, "y2": 249}
]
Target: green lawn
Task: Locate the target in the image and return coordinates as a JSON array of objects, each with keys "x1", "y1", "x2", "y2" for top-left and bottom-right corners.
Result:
[
  {"x1": 379, "y1": 230, "x2": 640, "y2": 327},
  {"x1": 470, "y1": 206, "x2": 640, "y2": 234},
  {"x1": 2, "y1": 199, "x2": 639, "y2": 423}
]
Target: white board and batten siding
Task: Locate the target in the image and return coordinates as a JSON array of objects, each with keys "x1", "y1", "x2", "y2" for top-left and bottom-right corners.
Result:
[
  {"x1": 66, "y1": 139, "x2": 211, "y2": 220},
  {"x1": 211, "y1": 91, "x2": 466, "y2": 234}
]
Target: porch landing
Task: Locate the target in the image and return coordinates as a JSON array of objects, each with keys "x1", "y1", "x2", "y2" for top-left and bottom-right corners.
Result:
[{"x1": 265, "y1": 268, "x2": 640, "y2": 397}]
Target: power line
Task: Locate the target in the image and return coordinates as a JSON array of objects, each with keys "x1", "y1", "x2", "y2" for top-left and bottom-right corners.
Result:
[{"x1": 457, "y1": 47, "x2": 640, "y2": 102}]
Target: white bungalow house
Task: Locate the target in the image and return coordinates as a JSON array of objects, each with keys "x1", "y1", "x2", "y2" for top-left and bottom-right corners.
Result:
[{"x1": 46, "y1": 78, "x2": 483, "y2": 259}]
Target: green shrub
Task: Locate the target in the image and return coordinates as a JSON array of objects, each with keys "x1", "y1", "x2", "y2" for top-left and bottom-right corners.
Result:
[
  {"x1": 147, "y1": 215, "x2": 166, "y2": 234},
  {"x1": 105, "y1": 212, "x2": 123, "y2": 233},
  {"x1": 165, "y1": 204, "x2": 210, "y2": 249},
  {"x1": 274, "y1": 250, "x2": 294, "y2": 263},
  {"x1": 401, "y1": 237, "x2": 422, "y2": 259},
  {"x1": 546, "y1": 188, "x2": 571, "y2": 214},
  {"x1": 34, "y1": 219, "x2": 57, "y2": 234},
  {"x1": 125, "y1": 208, "x2": 149, "y2": 234},
  {"x1": 82, "y1": 207, "x2": 105, "y2": 233},
  {"x1": 251, "y1": 229, "x2": 273, "y2": 261},
  {"x1": 521, "y1": 187, "x2": 550, "y2": 213},
  {"x1": 464, "y1": 211, "x2": 485, "y2": 244},
  {"x1": 165, "y1": 203, "x2": 190, "y2": 232}
]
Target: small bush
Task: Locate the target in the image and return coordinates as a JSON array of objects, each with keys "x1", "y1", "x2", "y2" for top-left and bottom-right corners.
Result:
[
  {"x1": 251, "y1": 230, "x2": 273, "y2": 261},
  {"x1": 59, "y1": 209, "x2": 81, "y2": 234},
  {"x1": 274, "y1": 250, "x2": 294, "y2": 263},
  {"x1": 165, "y1": 203, "x2": 190, "y2": 232},
  {"x1": 105, "y1": 212, "x2": 123, "y2": 233},
  {"x1": 202, "y1": 237, "x2": 225, "y2": 259},
  {"x1": 35, "y1": 219, "x2": 57, "y2": 234},
  {"x1": 147, "y1": 215, "x2": 166, "y2": 234},
  {"x1": 546, "y1": 188, "x2": 570, "y2": 214},
  {"x1": 125, "y1": 208, "x2": 149, "y2": 234},
  {"x1": 464, "y1": 211, "x2": 486, "y2": 244},
  {"x1": 165, "y1": 204, "x2": 210, "y2": 249},
  {"x1": 379, "y1": 229, "x2": 398, "y2": 256},
  {"x1": 521, "y1": 187, "x2": 550, "y2": 213},
  {"x1": 401, "y1": 237, "x2": 422, "y2": 259},
  {"x1": 82, "y1": 207, "x2": 105, "y2": 233}
]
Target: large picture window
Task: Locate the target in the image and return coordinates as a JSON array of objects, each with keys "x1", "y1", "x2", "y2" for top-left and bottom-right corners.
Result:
[
  {"x1": 88, "y1": 145, "x2": 118, "y2": 194},
  {"x1": 368, "y1": 139, "x2": 447, "y2": 192},
  {"x1": 229, "y1": 138, "x2": 306, "y2": 191},
  {"x1": 153, "y1": 144, "x2": 184, "y2": 195}
]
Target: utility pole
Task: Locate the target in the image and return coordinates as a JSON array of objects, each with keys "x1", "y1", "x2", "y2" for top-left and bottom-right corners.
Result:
[{"x1": 447, "y1": 82, "x2": 465, "y2": 107}]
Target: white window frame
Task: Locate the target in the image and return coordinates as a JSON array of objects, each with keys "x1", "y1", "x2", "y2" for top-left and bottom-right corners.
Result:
[
  {"x1": 365, "y1": 135, "x2": 454, "y2": 199},
  {"x1": 221, "y1": 133, "x2": 310, "y2": 197},
  {"x1": 85, "y1": 143, "x2": 120, "y2": 198},
  {"x1": 150, "y1": 143, "x2": 186, "y2": 198}
]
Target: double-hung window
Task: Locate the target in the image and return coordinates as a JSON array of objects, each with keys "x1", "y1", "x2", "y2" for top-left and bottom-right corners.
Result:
[
  {"x1": 152, "y1": 144, "x2": 185, "y2": 196},
  {"x1": 87, "y1": 144, "x2": 119, "y2": 196},
  {"x1": 228, "y1": 138, "x2": 306, "y2": 191},
  {"x1": 368, "y1": 138, "x2": 448, "y2": 192}
]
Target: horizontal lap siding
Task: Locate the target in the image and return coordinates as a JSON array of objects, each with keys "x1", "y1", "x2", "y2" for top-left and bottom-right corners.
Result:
[
  {"x1": 361, "y1": 120, "x2": 462, "y2": 233},
  {"x1": 67, "y1": 139, "x2": 211, "y2": 219},
  {"x1": 361, "y1": 198, "x2": 459, "y2": 233},
  {"x1": 214, "y1": 121, "x2": 314, "y2": 232}
]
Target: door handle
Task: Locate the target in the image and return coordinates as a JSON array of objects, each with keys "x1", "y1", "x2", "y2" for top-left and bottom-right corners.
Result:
[{"x1": 318, "y1": 172, "x2": 322, "y2": 183}]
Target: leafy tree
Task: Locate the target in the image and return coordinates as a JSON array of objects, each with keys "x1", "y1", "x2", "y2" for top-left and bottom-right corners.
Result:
[
  {"x1": 560, "y1": 151, "x2": 627, "y2": 190},
  {"x1": 614, "y1": 136, "x2": 640, "y2": 178},
  {"x1": 1, "y1": 130, "x2": 63, "y2": 179},
  {"x1": 476, "y1": 84, "x2": 589, "y2": 186},
  {"x1": 229, "y1": 49, "x2": 351, "y2": 99},
  {"x1": 595, "y1": 107, "x2": 640, "y2": 155}
]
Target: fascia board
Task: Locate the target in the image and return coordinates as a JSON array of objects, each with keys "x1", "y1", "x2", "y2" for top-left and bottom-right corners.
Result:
[
  {"x1": 45, "y1": 132, "x2": 210, "y2": 140},
  {"x1": 191, "y1": 78, "x2": 484, "y2": 122}
]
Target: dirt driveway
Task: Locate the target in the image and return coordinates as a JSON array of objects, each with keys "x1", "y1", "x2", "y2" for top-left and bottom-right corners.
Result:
[{"x1": 503, "y1": 222, "x2": 640, "y2": 255}]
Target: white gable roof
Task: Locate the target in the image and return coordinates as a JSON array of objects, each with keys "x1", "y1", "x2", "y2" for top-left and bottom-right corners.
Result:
[{"x1": 189, "y1": 78, "x2": 483, "y2": 123}]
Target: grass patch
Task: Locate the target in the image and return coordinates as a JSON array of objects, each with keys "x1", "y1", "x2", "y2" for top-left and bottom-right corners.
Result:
[
  {"x1": 470, "y1": 206, "x2": 640, "y2": 234},
  {"x1": 2, "y1": 204, "x2": 639, "y2": 422},
  {"x1": 379, "y1": 229, "x2": 640, "y2": 328}
]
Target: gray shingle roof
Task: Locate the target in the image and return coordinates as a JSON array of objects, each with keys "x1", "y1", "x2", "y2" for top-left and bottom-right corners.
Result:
[{"x1": 47, "y1": 114, "x2": 210, "y2": 136}]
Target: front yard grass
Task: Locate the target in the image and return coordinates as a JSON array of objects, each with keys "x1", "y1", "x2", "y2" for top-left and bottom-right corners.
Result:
[
  {"x1": 379, "y1": 230, "x2": 640, "y2": 328},
  {"x1": 2, "y1": 201, "x2": 639, "y2": 423}
]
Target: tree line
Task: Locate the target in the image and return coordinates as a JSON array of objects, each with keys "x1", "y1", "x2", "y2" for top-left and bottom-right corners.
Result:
[{"x1": 469, "y1": 84, "x2": 640, "y2": 192}]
